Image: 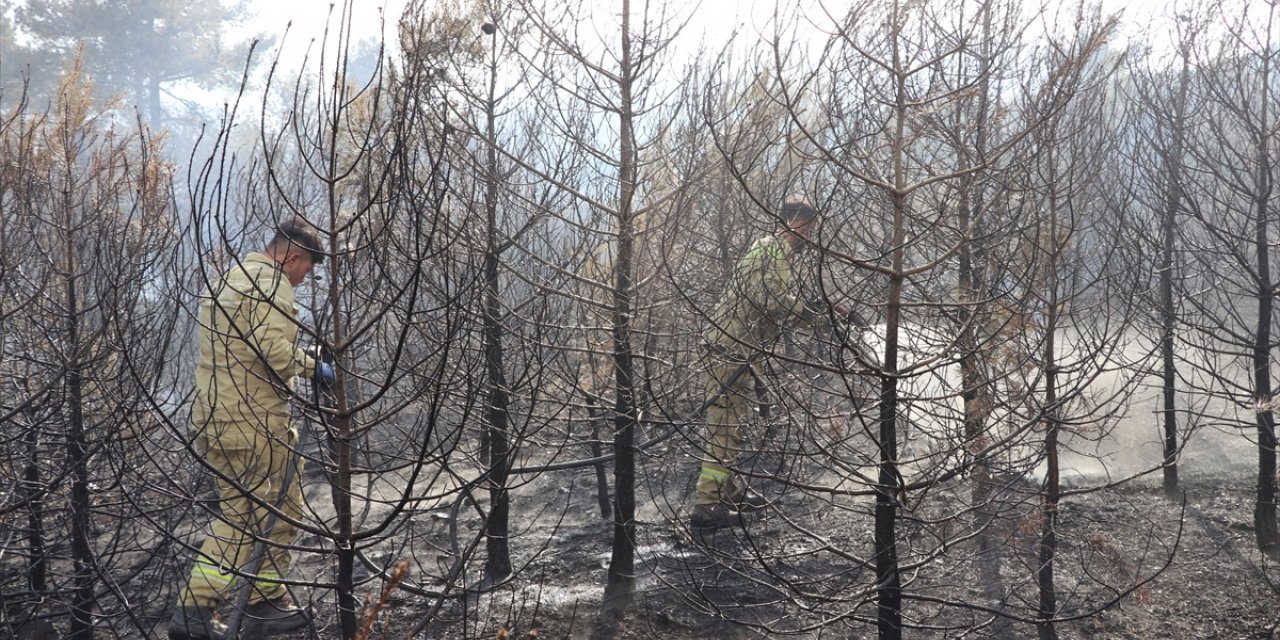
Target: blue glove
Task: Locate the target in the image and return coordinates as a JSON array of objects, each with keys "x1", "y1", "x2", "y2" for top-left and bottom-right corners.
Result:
[{"x1": 315, "y1": 361, "x2": 335, "y2": 386}]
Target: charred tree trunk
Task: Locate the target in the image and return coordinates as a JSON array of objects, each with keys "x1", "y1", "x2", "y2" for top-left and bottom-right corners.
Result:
[
  {"x1": 958, "y1": 210, "x2": 999, "y2": 598},
  {"x1": 1252, "y1": 44, "x2": 1278, "y2": 554},
  {"x1": 873, "y1": 20, "x2": 911, "y2": 636},
  {"x1": 958, "y1": 0, "x2": 999, "y2": 600},
  {"x1": 587, "y1": 403, "x2": 612, "y2": 520},
  {"x1": 332, "y1": 384, "x2": 357, "y2": 636},
  {"x1": 64, "y1": 227, "x2": 95, "y2": 640},
  {"x1": 601, "y1": 0, "x2": 640, "y2": 618},
  {"x1": 1252, "y1": 162, "x2": 1277, "y2": 553},
  {"x1": 21, "y1": 391, "x2": 47, "y2": 595},
  {"x1": 1158, "y1": 47, "x2": 1191, "y2": 500},
  {"x1": 875, "y1": 316, "x2": 903, "y2": 640},
  {"x1": 482, "y1": 27, "x2": 513, "y2": 585},
  {"x1": 326, "y1": 232, "x2": 358, "y2": 638},
  {"x1": 1037, "y1": 310, "x2": 1060, "y2": 640},
  {"x1": 875, "y1": 200, "x2": 907, "y2": 640},
  {"x1": 1036, "y1": 148, "x2": 1066, "y2": 640}
]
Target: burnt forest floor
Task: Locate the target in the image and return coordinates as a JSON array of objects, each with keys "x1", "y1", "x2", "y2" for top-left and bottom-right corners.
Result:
[{"x1": 291, "y1": 463, "x2": 1280, "y2": 640}]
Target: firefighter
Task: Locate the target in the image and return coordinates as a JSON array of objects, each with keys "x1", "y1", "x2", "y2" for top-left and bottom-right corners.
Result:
[
  {"x1": 691, "y1": 201, "x2": 847, "y2": 531},
  {"x1": 170, "y1": 217, "x2": 333, "y2": 639}
]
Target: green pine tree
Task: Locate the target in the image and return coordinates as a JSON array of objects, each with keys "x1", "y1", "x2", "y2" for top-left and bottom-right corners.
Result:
[{"x1": 14, "y1": 0, "x2": 265, "y2": 141}]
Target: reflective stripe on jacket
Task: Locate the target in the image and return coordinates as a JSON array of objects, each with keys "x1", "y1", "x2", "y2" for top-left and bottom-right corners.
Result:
[{"x1": 192, "y1": 253, "x2": 313, "y2": 444}]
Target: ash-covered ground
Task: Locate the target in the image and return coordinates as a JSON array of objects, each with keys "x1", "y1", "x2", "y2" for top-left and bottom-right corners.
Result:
[
  {"x1": 286, "y1": 451, "x2": 1280, "y2": 640},
  {"x1": 266, "y1": 363, "x2": 1280, "y2": 640}
]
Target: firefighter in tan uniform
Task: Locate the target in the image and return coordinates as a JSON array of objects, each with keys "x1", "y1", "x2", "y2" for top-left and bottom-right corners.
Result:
[
  {"x1": 170, "y1": 218, "x2": 331, "y2": 639},
  {"x1": 691, "y1": 201, "x2": 838, "y2": 530}
]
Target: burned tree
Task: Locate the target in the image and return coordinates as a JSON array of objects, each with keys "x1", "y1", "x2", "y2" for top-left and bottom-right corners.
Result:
[{"x1": 0, "y1": 60, "x2": 182, "y2": 639}]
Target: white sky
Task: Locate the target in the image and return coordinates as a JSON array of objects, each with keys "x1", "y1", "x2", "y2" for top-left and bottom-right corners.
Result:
[
  {"x1": 248, "y1": 0, "x2": 408, "y2": 40},
  {"x1": 241, "y1": 0, "x2": 1174, "y2": 69},
  {"x1": 243, "y1": 0, "x2": 409, "y2": 68},
  {"x1": 222, "y1": 0, "x2": 1221, "y2": 115}
]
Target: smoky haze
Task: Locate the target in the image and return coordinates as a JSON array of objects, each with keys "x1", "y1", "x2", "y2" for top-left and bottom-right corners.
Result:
[{"x1": 3, "y1": 1, "x2": 1279, "y2": 640}]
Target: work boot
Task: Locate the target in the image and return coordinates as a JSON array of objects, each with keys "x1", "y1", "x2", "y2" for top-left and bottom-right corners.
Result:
[
  {"x1": 689, "y1": 504, "x2": 739, "y2": 531},
  {"x1": 724, "y1": 487, "x2": 770, "y2": 513},
  {"x1": 240, "y1": 595, "x2": 311, "y2": 636},
  {"x1": 168, "y1": 606, "x2": 227, "y2": 640}
]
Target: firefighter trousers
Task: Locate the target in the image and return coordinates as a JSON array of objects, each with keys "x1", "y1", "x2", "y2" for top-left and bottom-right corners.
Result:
[
  {"x1": 695, "y1": 357, "x2": 757, "y2": 505},
  {"x1": 178, "y1": 426, "x2": 303, "y2": 609}
]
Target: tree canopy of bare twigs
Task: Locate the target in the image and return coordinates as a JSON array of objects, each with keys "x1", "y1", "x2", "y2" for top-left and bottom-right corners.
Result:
[{"x1": 5, "y1": 2, "x2": 1280, "y2": 639}]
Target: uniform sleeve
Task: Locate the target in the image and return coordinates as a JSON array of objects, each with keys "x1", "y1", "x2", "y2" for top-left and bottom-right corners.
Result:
[{"x1": 244, "y1": 273, "x2": 311, "y2": 382}]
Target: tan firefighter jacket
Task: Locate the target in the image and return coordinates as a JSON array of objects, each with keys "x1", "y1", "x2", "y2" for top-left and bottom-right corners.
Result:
[
  {"x1": 703, "y1": 234, "x2": 810, "y2": 358},
  {"x1": 192, "y1": 252, "x2": 315, "y2": 447}
]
